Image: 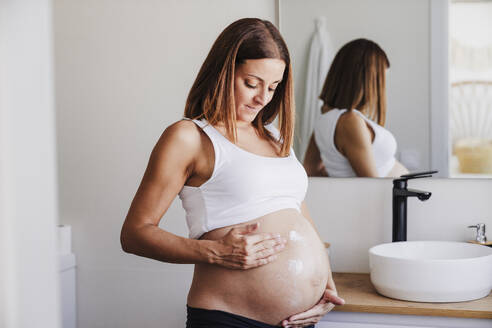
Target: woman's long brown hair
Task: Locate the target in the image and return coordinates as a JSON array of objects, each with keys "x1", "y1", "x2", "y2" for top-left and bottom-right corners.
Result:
[
  {"x1": 184, "y1": 18, "x2": 294, "y2": 156},
  {"x1": 319, "y1": 38, "x2": 389, "y2": 126}
]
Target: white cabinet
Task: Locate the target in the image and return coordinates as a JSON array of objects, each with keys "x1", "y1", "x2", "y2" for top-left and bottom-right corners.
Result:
[
  {"x1": 59, "y1": 253, "x2": 76, "y2": 328},
  {"x1": 320, "y1": 311, "x2": 492, "y2": 328}
]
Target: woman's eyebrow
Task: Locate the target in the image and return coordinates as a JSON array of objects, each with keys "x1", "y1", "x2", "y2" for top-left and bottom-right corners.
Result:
[{"x1": 246, "y1": 74, "x2": 282, "y2": 84}]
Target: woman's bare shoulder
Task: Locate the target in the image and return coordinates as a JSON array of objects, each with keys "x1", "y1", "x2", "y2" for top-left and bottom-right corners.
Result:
[
  {"x1": 335, "y1": 110, "x2": 373, "y2": 149},
  {"x1": 162, "y1": 119, "x2": 201, "y2": 139},
  {"x1": 337, "y1": 110, "x2": 367, "y2": 132},
  {"x1": 153, "y1": 120, "x2": 203, "y2": 157}
]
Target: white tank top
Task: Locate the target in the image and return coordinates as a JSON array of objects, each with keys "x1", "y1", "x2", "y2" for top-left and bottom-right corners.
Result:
[
  {"x1": 178, "y1": 119, "x2": 308, "y2": 239},
  {"x1": 313, "y1": 109, "x2": 397, "y2": 177}
]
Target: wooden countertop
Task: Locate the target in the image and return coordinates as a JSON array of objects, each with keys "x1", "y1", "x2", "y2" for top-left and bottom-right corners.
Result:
[{"x1": 332, "y1": 273, "x2": 492, "y2": 319}]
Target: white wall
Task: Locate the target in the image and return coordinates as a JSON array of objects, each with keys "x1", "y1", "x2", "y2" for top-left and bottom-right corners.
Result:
[
  {"x1": 280, "y1": 0, "x2": 431, "y2": 171},
  {"x1": 53, "y1": 1, "x2": 276, "y2": 327},
  {"x1": 0, "y1": 1, "x2": 61, "y2": 327}
]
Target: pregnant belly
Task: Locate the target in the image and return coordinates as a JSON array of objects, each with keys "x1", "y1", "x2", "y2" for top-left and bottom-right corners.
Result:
[{"x1": 187, "y1": 209, "x2": 330, "y2": 325}]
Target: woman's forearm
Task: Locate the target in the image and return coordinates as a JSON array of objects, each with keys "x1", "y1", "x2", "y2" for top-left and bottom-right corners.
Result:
[
  {"x1": 121, "y1": 220, "x2": 288, "y2": 270},
  {"x1": 121, "y1": 223, "x2": 218, "y2": 264}
]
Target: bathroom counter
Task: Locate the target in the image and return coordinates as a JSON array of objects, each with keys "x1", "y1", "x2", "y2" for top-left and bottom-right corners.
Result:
[{"x1": 332, "y1": 273, "x2": 492, "y2": 319}]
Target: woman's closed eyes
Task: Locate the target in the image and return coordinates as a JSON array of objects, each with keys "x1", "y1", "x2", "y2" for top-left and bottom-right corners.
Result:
[{"x1": 245, "y1": 81, "x2": 277, "y2": 92}]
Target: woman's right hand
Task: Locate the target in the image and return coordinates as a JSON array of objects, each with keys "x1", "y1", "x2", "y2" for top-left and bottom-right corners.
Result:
[{"x1": 212, "y1": 223, "x2": 287, "y2": 270}]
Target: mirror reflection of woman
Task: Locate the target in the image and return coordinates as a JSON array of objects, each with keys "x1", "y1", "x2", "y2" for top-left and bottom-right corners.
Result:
[
  {"x1": 120, "y1": 18, "x2": 344, "y2": 328},
  {"x1": 303, "y1": 38, "x2": 409, "y2": 178}
]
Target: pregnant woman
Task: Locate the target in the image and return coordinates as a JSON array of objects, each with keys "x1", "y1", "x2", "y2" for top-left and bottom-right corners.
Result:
[
  {"x1": 120, "y1": 18, "x2": 344, "y2": 328},
  {"x1": 303, "y1": 38, "x2": 409, "y2": 178}
]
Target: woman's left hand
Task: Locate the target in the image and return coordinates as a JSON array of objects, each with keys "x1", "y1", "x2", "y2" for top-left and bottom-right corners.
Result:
[{"x1": 280, "y1": 289, "x2": 345, "y2": 327}]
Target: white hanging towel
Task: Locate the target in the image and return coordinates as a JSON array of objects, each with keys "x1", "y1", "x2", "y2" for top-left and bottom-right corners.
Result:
[{"x1": 298, "y1": 17, "x2": 335, "y2": 160}]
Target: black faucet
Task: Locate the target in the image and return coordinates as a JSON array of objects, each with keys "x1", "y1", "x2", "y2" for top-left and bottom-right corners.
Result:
[{"x1": 392, "y1": 170, "x2": 437, "y2": 242}]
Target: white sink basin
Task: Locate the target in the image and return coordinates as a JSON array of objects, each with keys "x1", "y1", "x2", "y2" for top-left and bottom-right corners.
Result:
[{"x1": 369, "y1": 241, "x2": 492, "y2": 302}]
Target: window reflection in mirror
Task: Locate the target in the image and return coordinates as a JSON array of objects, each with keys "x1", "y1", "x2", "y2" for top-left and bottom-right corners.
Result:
[{"x1": 449, "y1": 0, "x2": 492, "y2": 178}]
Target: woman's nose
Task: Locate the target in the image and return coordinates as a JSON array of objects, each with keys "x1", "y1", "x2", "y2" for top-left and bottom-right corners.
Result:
[{"x1": 254, "y1": 88, "x2": 269, "y2": 105}]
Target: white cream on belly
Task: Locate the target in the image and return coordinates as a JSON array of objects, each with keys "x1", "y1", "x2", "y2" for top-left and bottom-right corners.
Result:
[
  {"x1": 287, "y1": 259, "x2": 303, "y2": 275},
  {"x1": 276, "y1": 231, "x2": 305, "y2": 308},
  {"x1": 289, "y1": 230, "x2": 303, "y2": 242},
  {"x1": 285, "y1": 259, "x2": 303, "y2": 308},
  {"x1": 286, "y1": 230, "x2": 305, "y2": 275}
]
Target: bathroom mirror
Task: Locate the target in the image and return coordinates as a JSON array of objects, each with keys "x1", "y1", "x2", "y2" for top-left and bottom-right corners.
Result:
[{"x1": 279, "y1": 0, "x2": 492, "y2": 179}]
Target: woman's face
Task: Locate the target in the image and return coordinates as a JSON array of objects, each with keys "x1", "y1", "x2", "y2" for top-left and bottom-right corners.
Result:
[{"x1": 234, "y1": 58, "x2": 286, "y2": 124}]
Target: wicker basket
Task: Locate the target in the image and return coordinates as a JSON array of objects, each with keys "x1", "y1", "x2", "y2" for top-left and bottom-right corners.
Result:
[{"x1": 454, "y1": 138, "x2": 492, "y2": 173}]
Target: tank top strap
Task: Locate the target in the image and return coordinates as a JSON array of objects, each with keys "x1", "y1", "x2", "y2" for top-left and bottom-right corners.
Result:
[
  {"x1": 351, "y1": 109, "x2": 376, "y2": 127},
  {"x1": 351, "y1": 109, "x2": 368, "y2": 120},
  {"x1": 187, "y1": 118, "x2": 230, "y2": 145},
  {"x1": 181, "y1": 117, "x2": 223, "y2": 140},
  {"x1": 350, "y1": 110, "x2": 383, "y2": 141},
  {"x1": 181, "y1": 118, "x2": 228, "y2": 173}
]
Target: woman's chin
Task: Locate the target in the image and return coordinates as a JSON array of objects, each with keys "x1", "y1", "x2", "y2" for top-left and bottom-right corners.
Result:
[{"x1": 237, "y1": 112, "x2": 259, "y2": 123}]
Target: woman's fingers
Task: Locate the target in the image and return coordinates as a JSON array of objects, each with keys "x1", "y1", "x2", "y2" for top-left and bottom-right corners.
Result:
[
  {"x1": 242, "y1": 231, "x2": 282, "y2": 246},
  {"x1": 285, "y1": 317, "x2": 322, "y2": 327},
  {"x1": 281, "y1": 289, "x2": 344, "y2": 326},
  {"x1": 217, "y1": 224, "x2": 287, "y2": 269},
  {"x1": 220, "y1": 252, "x2": 279, "y2": 269},
  {"x1": 286, "y1": 303, "x2": 335, "y2": 322},
  {"x1": 282, "y1": 316, "x2": 322, "y2": 327},
  {"x1": 242, "y1": 253, "x2": 279, "y2": 269},
  {"x1": 323, "y1": 289, "x2": 345, "y2": 305},
  {"x1": 282, "y1": 317, "x2": 321, "y2": 328},
  {"x1": 232, "y1": 227, "x2": 287, "y2": 257},
  {"x1": 285, "y1": 314, "x2": 325, "y2": 326},
  {"x1": 247, "y1": 234, "x2": 286, "y2": 254},
  {"x1": 234, "y1": 222, "x2": 260, "y2": 235}
]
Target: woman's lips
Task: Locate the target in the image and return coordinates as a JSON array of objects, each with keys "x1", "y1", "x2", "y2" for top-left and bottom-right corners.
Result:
[{"x1": 245, "y1": 105, "x2": 260, "y2": 111}]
